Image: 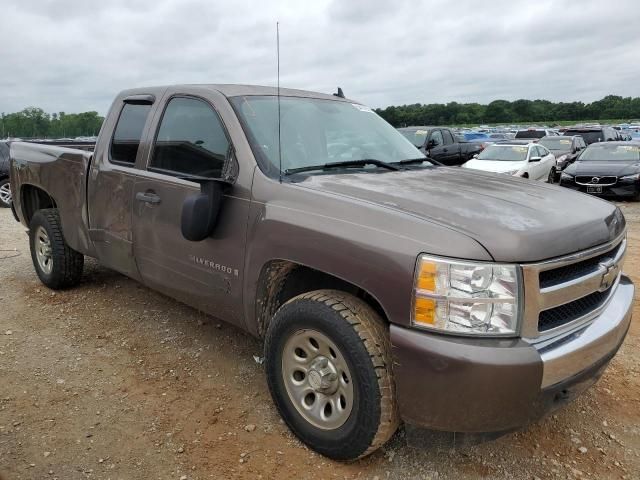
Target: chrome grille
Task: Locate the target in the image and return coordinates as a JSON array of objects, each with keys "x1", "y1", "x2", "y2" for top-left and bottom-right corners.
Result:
[
  {"x1": 521, "y1": 234, "x2": 626, "y2": 339},
  {"x1": 538, "y1": 286, "x2": 612, "y2": 332},
  {"x1": 576, "y1": 175, "x2": 617, "y2": 186}
]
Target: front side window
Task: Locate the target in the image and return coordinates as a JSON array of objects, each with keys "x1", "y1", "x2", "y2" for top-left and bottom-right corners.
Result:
[
  {"x1": 430, "y1": 130, "x2": 444, "y2": 147},
  {"x1": 231, "y1": 96, "x2": 423, "y2": 174},
  {"x1": 110, "y1": 103, "x2": 152, "y2": 164},
  {"x1": 150, "y1": 97, "x2": 229, "y2": 178}
]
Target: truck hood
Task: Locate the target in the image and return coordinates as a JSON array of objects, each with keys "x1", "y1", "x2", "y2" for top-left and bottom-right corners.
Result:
[
  {"x1": 293, "y1": 167, "x2": 624, "y2": 262},
  {"x1": 462, "y1": 159, "x2": 526, "y2": 174}
]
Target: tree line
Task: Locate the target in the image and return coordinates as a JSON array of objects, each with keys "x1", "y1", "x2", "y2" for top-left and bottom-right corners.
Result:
[
  {"x1": 3, "y1": 94, "x2": 640, "y2": 138},
  {"x1": 375, "y1": 95, "x2": 640, "y2": 127},
  {"x1": 0, "y1": 107, "x2": 104, "y2": 139}
]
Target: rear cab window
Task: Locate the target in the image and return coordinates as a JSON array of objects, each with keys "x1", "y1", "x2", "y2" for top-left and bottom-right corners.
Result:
[{"x1": 110, "y1": 103, "x2": 152, "y2": 165}]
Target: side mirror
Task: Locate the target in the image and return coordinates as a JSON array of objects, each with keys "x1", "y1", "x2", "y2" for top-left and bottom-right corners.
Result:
[
  {"x1": 529, "y1": 156, "x2": 542, "y2": 162},
  {"x1": 427, "y1": 139, "x2": 436, "y2": 148},
  {"x1": 181, "y1": 179, "x2": 226, "y2": 241}
]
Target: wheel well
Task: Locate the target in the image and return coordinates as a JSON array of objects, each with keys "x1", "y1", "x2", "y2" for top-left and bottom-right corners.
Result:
[
  {"x1": 255, "y1": 260, "x2": 387, "y2": 337},
  {"x1": 522, "y1": 172, "x2": 529, "y2": 178},
  {"x1": 21, "y1": 185, "x2": 56, "y2": 224}
]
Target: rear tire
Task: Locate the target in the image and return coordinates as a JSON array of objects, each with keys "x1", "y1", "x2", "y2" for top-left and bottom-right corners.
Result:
[
  {"x1": 264, "y1": 290, "x2": 399, "y2": 460},
  {"x1": 29, "y1": 209, "x2": 84, "y2": 289},
  {"x1": 547, "y1": 167, "x2": 556, "y2": 183},
  {"x1": 0, "y1": 178, "x2": 11, "y2": 208}
]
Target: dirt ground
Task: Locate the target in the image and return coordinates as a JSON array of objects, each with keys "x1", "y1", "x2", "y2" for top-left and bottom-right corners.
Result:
[{"x1": 0, "y1": 202, "x2": 639, "y2": 480}]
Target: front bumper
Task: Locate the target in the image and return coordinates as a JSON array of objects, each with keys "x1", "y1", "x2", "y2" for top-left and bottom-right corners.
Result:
[
  {"x1": 560, "y1": 179, "x2": 640, "y2": 198},
  {"x1": 390, "y1": 275, "x2": 634, "y2": 433}
]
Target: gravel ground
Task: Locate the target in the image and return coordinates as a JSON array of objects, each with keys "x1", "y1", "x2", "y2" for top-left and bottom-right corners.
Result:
[{"x1": 0, "y1": 202, "x2": 639, "y2": 480}]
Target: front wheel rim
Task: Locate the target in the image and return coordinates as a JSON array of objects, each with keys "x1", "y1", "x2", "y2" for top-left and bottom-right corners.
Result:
[
  {"x1": 0, "y1": 182, "x2": 10, "y2": 204},
  {"x1": 34, "y1": 226, "x2": 53, "y2": 274},
  {"x1": 281, "y1": 329, "x2": 354, "y2": 430}
]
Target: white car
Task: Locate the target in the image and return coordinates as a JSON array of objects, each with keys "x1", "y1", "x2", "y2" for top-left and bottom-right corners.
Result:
[{"x1": 462, "y1": 142, "x2": 557, "y2": 182}]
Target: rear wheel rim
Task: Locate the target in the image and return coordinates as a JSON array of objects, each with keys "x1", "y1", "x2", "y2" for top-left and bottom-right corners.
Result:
[
  {"x1": 0, "y1": 182, "x2": 10, "y2": 204},
  {"x1": 35, "y1": 226, "x2": 53, "y2": 274},
  {"x1": 281, "y1": 329, "x2": 354, "y2": 430}
]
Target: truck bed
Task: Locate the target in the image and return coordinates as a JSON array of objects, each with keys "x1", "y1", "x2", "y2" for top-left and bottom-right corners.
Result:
[{"x1": 10, "y1": 142, "x2": 95, "y2": 256}]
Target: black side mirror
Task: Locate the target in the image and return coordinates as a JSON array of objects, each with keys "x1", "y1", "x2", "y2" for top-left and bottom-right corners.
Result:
[
  {"x1": 181, "y1": 179, "x2": 226, "y2": 241},
  {"x1": 427, "y1": 139, "x2": 436, "y2": 148}
]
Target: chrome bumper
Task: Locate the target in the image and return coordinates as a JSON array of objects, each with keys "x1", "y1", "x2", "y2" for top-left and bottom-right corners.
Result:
[{"x1": 536, "y1": 275, "x2": 634, "y2": 388}]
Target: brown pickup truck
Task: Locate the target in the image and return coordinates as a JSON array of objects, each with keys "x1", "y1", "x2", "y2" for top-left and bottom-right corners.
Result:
[{"x1": 9, "y1": 85, "x2": 634, "y2": 460}]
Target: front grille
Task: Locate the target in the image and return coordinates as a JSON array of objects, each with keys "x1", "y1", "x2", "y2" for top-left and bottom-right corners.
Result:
[
  {"x1": 521, "y1": 235, "x2": 626, "y2": 339},
  {"x1": 576, "y1": 175, "x2": 617, "y2": 185},
  {"x1": 539, "y1": 242, "x2": 622, "y2": 288},
  {"x1": 538, "y1": 287, "x2": 611, "y2": 332}
]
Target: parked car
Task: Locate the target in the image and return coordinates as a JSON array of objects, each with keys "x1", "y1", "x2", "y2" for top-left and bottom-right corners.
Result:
[
  {"x1": 563, "y1": 126, "x2": 619, "y2": 144},
  {"x1": 9, "y1": 85, "x2": 633, "y2": 460},
  {"x1": 398, "y1": 127, "x2": 482, "y2": 166},
  {"x1": 560, "y1": 142, "x2": 640, "y2": 199},
  {"x1": 0, "y1": 141, "x2": 11, "y2": 208},
  {"x1": 462, "y1": 141, "x2": 557, "y2": 182},
  {"x1": 514, "y1": 128, "x2": 558, "y2": 140},
  {"x1": 539, "y1": 135, "x2": 587, "y2": 179}
]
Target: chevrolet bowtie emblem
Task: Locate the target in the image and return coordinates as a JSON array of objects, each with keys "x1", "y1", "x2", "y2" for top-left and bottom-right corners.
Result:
[{"x1": 598, "y1": 259, "x2": 620, "y2": 292}]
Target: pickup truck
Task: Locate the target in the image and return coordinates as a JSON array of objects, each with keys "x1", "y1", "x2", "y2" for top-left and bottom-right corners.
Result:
[
  {"x1": 9, "y1": 84, "x2": 634, "y2": 460},
  {"x1": 397, "y1": 126, "x2": 483, "y2": 165}
]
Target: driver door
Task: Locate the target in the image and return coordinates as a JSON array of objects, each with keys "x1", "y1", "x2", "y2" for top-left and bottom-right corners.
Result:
[
  {"x1": 131, "y1": 94, "x2": 249, "y2": 326},
  {"x1": 426, "y1": 130, "x2": 447, "y2": 163}
]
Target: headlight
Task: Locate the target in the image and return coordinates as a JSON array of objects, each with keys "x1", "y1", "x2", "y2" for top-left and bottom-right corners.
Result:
[
  {"x1": 412, "y1": 255, "x2": 521, "y2": 336},
  {"x1": 503, "y1": 169, "x2": 520, "y2": 176},
  {"x1": 620, "y1": 173, "x2": 640, "y2": 181},
  {"x1": 560, "y1": 172, "x2": 574, "y2": 181},
  {"x1": 556, "y1": 154, "x2": 567, "y2": 162}
]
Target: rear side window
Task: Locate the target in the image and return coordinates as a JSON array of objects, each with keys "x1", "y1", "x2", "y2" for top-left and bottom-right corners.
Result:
[
  {"x1": 150, "y1": 97, "x2": 229, "y2": 178},
  {"x1": 110, "y1": 103, "x2": 152, "y2": 164}
]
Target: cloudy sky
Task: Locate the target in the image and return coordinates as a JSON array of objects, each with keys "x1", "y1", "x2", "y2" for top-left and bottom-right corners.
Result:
[{"x1": 2, "y1": 0, "x2": 639, "y2": 114}]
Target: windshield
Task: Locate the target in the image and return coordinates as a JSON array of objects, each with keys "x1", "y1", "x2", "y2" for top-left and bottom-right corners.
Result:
[
  {"x1": 476, "y1": 145, "x2": 528, "y2": 161},
  {"x1": 539, "y1": 137, "x2": 572, "y2": 151},
  {"x1": 515, "y1": 130, "x2": 545, "y2": 139},
  {"x1": 399, "y1": 129, "x2": 428, "y2": 147},
  {"x1": 231, "y1": 96, "x2": 424, "y2": 174},
  {"x1": 579, "y1": 144, "x2": 640, "y2": 161},
  {"x1": 564, "y1": 130, "x2": 603, "y2": 144}
]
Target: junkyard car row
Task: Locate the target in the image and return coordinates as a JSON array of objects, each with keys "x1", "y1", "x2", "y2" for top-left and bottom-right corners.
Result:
[{"x1": 4, "y1": 85, "x2": 636, "y2": 460}]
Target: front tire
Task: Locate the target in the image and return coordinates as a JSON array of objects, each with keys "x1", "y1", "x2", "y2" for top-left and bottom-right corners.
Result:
[
  {"x1": 547, "y1": 167, "x2": 556, "y2": 183},
  {"x1": 29, "y1": 209, "x2": 84, "y2": 289},
  {"x1": 0, "y1": 178, "x2": 11, "y2": 208},
  {"x1": 264, "y1": 290, "x2": 399, "y2": 460}
]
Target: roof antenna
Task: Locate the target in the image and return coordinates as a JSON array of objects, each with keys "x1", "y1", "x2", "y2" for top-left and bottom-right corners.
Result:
[
  {"x1": 277, "y1": 21, "x2": 283, "y2": 183},
  {"x1": 333, "y1": 87, "x2": 345, "y2": 98}
]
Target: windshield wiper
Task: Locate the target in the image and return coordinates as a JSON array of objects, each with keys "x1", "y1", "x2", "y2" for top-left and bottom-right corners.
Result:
[
  {"x1": 284, "y1": 159, "x2": 400, "y2": 175},
  {"x1": 395, "y1": 157, "x2": 441, "y2": 166}
]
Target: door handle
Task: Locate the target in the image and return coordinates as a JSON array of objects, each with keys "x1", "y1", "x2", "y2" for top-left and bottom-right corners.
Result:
[{"x1": 136, "y1": 191, "x2": 161, "y2": 205}]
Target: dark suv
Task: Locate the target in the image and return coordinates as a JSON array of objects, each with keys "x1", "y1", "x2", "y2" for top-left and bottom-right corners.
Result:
[
  {"x1": 0, "y1": 141, "x2": 11, "y2": 208},
  {"x1": 563, "y1": 127, "x2": 619, "y2": 144}
]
